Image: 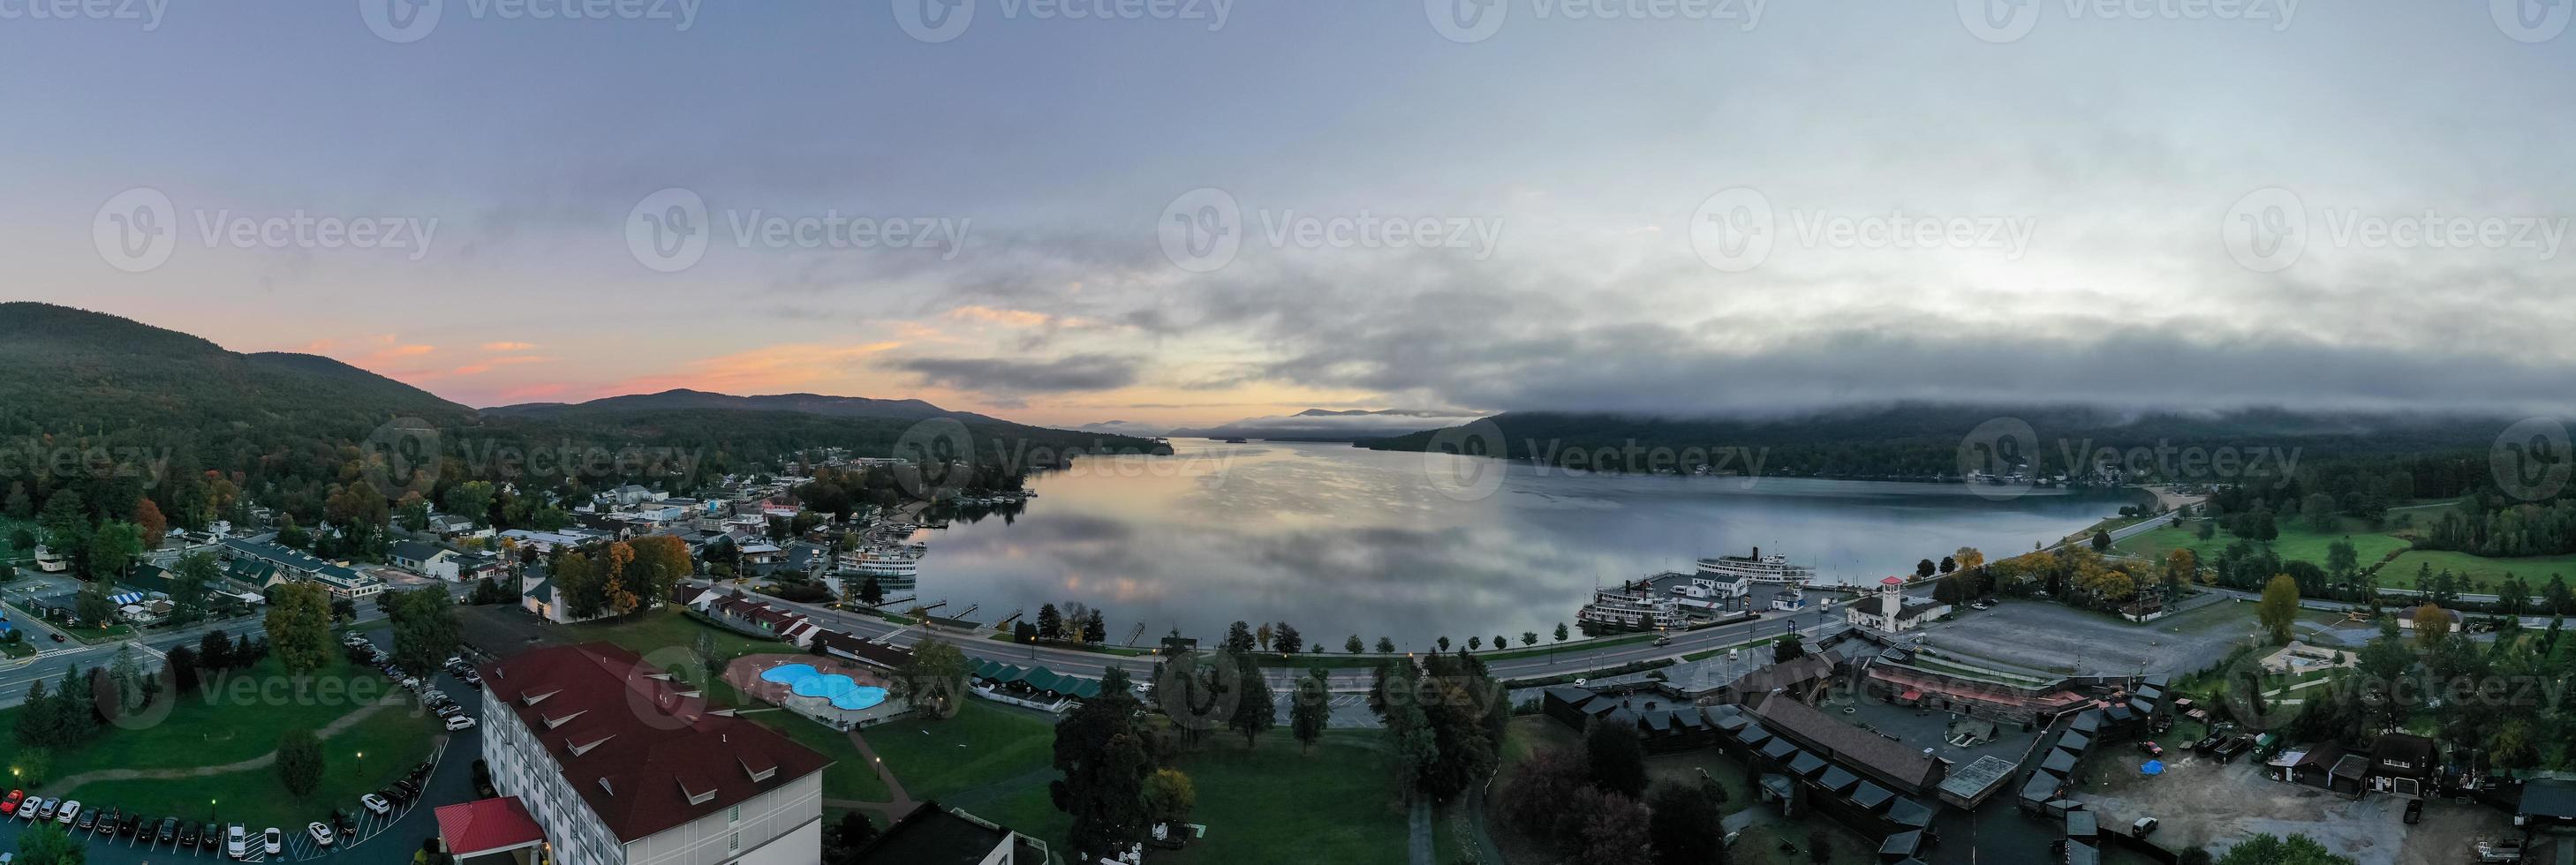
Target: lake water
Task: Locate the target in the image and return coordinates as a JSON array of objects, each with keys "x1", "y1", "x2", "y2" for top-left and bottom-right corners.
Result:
[{"x1": 903, "y1": 440, "x2": 2134, "y2": 647}]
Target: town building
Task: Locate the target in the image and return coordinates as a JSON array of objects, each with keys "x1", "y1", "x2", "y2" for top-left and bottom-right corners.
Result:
[
  {"x1": 475, "y1": 643, "x2": 830, "y2": 865},
  {"x1": 219, "y1": 538, "x2": 386, "y2": 602},
  {"x1": 1845, "y1": 576, "x2": 1949, "y2": 634}
]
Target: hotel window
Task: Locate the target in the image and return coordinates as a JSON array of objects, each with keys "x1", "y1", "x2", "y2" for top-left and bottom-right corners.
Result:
[
  {"x1": 729, "y1": 832, "x2": 741, "y2": 852},
  {"x1": 729, "y1": 805, "x2": 741, "y2": 824}
]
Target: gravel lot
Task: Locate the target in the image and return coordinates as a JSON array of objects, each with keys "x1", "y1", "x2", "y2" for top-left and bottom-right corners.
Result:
[
  {"x1": 1907, "y1": 598, "x2": 2294, "y2": 677},
  {"x1": 2073, "y1": 756, "x2": 2516, "y2": 865}
]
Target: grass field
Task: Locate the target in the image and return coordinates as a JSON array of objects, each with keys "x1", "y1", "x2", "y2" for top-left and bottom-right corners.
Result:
[
  {"x1": 1, "y1": 655, "x2": 402, "y2": 774},
  {"x1": 2113, "y1": 515, "x2": 2413, "y2": 575},
  {"x1": 865, "y1": 699, "x2": 1058, "y2": 801},
  {"x1": 749, "y1": 710, "x2": 893, "y2": 802},
  {"x1": 59, "y1": 704, "x2": 443, "y2": 831},
  {"x1": 2380, "y1": 549, "x2": 2576, "y2": 591},
  {"x1": 1155, "y1": 733, "x2": 1409, "y2": 865}
]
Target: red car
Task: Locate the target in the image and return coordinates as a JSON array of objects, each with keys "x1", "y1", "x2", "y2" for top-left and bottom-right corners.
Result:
[
  {"x1": 1, "y1": 790, "x2": 21, "y2": 815},
  {"x1": 2137, "y1": 741, "x2": 2164, "y2": 757}
]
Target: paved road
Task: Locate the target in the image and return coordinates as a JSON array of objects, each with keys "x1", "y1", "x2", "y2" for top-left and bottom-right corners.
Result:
[{"x1": 690, "y1": 580, "x2": 1857, "y2": 691}]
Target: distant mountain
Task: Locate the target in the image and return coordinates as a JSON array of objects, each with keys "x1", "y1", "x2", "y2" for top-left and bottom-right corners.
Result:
[
  {"x1": 485, "y1": 388, "x2": 1008, "y2": 425},
  {"x1": 1076, "y1": 420, "x2": 1169, "y2": 437},
  {"x1": 1167, "y1": 408, "x2": 1482, "y2": 442},
  {"x1": 0, "y1": 301, "x2": 473, "y2": 436},
  {"x1": 1369, "y1": 404, "x2": 2517, "y2": 482}
]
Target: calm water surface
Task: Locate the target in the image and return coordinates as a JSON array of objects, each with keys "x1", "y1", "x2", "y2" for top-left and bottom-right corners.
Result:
[{"x1": 906, "y1": 440, "x2": 2134, "y2": 646}]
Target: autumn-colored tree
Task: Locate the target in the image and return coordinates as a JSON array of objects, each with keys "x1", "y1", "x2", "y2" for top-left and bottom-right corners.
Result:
[
  {"x1": 2412, "y1": 604, "x2": 2451, "y2": 651},
  {"x1": 601, "y1": 542, "x2": 642, "y2": 616},
  {"x1": 625, "y1": 535, "x2": 694, "y2": 605},
  {"x1": 133, "y1": 497, "x2": 167, "y2": 550},
  {"x1": 2257, "y1": 574, "x2": 2300, "y2": 643}
]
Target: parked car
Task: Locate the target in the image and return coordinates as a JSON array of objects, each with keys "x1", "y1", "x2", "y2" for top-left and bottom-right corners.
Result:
[
  {"x1": 1970, "y1": 600, "x2": 1993, "y2": 610},
  {"x1": 307, "y1": 821, "x2": 336, "y2": 847},
  {"x1": 180, "y1": 820, "x2": 200, "y2": 846},
  {"x1": 54, "y1": 800, "x2": 79, "y2": 824},
  {"x1": 333, "y1": 808, "x2": 357, "y2": 835},
  {"x1": 34, "y1": 798, "x2": 58, "y2": 821},
  {"x1": 446, "y1": 714, "x2": 479, "y2": 731},
  {"x1": 362, "y1": 794, "x2": 393, "y2": 816},
  {"x1": 2136, "y1": 741, "x2": 2164, "y2": 757},
  {"x1": 1, "y1": 789, "x2": 20, "y2": 815},
  {"x1": 263, "y1": 827, "x2": 284, "y2": 855},
  {"x1": 2405, "y1": 798, "x2": 2424, "y2": 824},
  {"x1": 119, "y1": 811, "x2": 143, "y2": 836},
  {"x1": 202, "y1": 821, "x2": 223, "y2": 849},
  {"x1": 89, "y1": 809, "x2": 117, "y2": 833},
  {"x1": 157, "y1": 816, "x2": 180, "y2": 844},
  {"x1": 2131, "y1": 816, "x2": 2159, "y2": 838},
  {"x1": 226, "y1": 824, "x2": 249, "y2": 859},
  {"x1": 74, "y1": 805, "x2": 100, "y2": 831}
]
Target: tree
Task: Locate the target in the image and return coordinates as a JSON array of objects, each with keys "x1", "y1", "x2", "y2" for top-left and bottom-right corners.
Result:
[
  {"x1": 1256, "y1": 622, "x2": 1274, "y2": 652},
  {"x1": 14, "y1": 679, "x2": 57, "y2": 748},
  {"x1": 1377, "y1": 636, "x2": 1397, "y2": 654},
  {"x1": 170, "y1": 552, "x2": 220, "y2": 624},
  {"x1": 822, "y1": 810, "x2": 880, "y2": 865},
  {"x1": 1228, "y1": 653, "x2": 1275, "y2": 747},
  {"x1": 1585, "y1": 718, "x2": 1648, "y2": 799},
  {"x1": 1346, "y1": 635, "x2": 1365, "y2": 654},
  {"x1": 855, "y1": 575, "x2": 885, "y2": 606},
  {"x1": 1436, "y1": 636, "x2": 1451, "y2": 652},
  {"x1": 2214, "y1": 832, "x2": 2356, "y2": 865},
  {"x1": 1556, "y1": 622, "x2": 1570, "y2": 643},
  {"x1": 625, "y1": 535, "x2": 692, "y2": 606},
  {"x1": 277, "y1": 728, "x2": 326, "y2": 798},
  {"x1": 132, "y1": 497, "x2": 168, "y2": 549},
  {"x1": 1915, "y1": 558, "x2": 1938, "y2": 579},
  {"x1": 1573, "y1": 791, "x2": 1654, "y2": 865},
  {"x1": 692, "y1": 629, "x2": 721, "y2": 687},
  {"x1": 14, "y1": 822, "x2": 85, "y2": 865},
  {"x1": 2257, "y1": 574, "x2": 2300, "y2": 644},
  {"x1": 1223, "y1": 621, "x2": 1256, "y2": 654},
  {"x1": 166, "y1": 644, "x2": 201, "y2": 694},
  {"x1": 1140, "y1": 768, "x2": 1197, "y2": 830},
  {"x1": 1289, "y1": 667, "x2": 1330, "y2": 754},
  {"x1": 1038, "y1": 604, "x2": 1063, "y2": 640},
  {"x1": 1522, "y1": 631, "x2": 1539, "y2": 647},
  {"x1": 199, "y1": 628, "x2": 234, "y2": 672},
  {"x1": 1938, "y1": 555, "x2": 1957, "y2": 575},
  {"x1": 389, "y1": 587, "x2": 463, "y2": 675},
  {"x1": 1274, "y1": 623, "x2": 1303, "y2": 654},
  {"x1": 86, "y1": 521, "x2": 144, "y2": 583},
  {"x1": 2412, "y1": 603, "x2": 2452, "y2": 652},
  {"x1": 1468, "y1": 636, "x2": 1482, "y2": 651},
  {"x1": 900, "y1": 636, "x2": 973, "y2": 718},
  {"x1": 1645, "y1": 781, "x2": 1726, "y2": 865},
  {"x1": 2, "y1": 483, "x2": 28, "y2": 520},
  {"x1": 73, "y1": 589, "x2": 112, "y2": 627},
  {"x1": 1772, "y1": 633, "x2": 1804, "y2": 663},
  {"x1": 2089, "y1": 530, "x2": 2112, "y2": 553},
  {"x1": 1051, "y1": 667, "x2": 1152, "y2": 861},
  {"x1": 1081, "y1": 610, "x2": 1107, "y2": 643},
  {"x1": 265, "y1": 582, "x2": 336, "y2": 676}
]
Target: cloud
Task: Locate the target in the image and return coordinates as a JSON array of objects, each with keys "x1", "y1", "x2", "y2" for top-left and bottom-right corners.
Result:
[
  {"x1": 890, "y1": 353, "x2": 1144, "y2": 395},
  {"x1": 602, "y1": 342, "x2": 903, "y2": 397},
  {"x1": 482, "y1": 342, "x2": 539, "y2": 352}
]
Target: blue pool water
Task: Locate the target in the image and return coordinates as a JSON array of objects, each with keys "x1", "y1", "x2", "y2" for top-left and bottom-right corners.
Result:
[{"x1": 759, "y1": 664, "x2": 889, "y2": 711}]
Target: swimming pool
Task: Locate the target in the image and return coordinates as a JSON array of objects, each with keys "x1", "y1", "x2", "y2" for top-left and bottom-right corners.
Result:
[{"x1": 758, "y1": 664, "x2": 890, "y2": 711}]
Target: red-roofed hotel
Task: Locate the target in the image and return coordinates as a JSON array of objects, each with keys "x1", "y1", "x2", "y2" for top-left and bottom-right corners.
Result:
[{"x1": 476, "y1": 643, "x2": 832, "y2": 865}]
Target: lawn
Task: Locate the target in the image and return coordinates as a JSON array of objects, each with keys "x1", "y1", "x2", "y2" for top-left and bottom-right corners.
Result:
[
  {"x1": 1727, "y1": 818, "x2": 1877, "y2": 865},
  {"x1": 1156, "y1": 733, "x2": 1409, "y2": 865},
  {"x1": 2114, "y1": 515, "x2": 2414, "y2": 575},
  {"x1": 563, "y1": 607, "x2": 786, "y2": 676},
  {"x1": 58, "y1": 703, "x2": 443, "y2": 831},
  {"x1": 865, "y1": 698, "x2": 1058, "y2": 801},
  {"x1": 748, "y1": 710, "x2": 893, "y2": 802},
  {"x1": 2379, "y1": 549, "x2": 2576, "y2": 591},
  {"x1": 1, "y1": 654, "x2": 402, "y2": 774}
]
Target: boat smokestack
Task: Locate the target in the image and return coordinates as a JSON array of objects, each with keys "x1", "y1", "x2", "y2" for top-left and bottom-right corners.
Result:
[{"x1": 1752, "y1": 546, "x2": 1759, "y2": 559}]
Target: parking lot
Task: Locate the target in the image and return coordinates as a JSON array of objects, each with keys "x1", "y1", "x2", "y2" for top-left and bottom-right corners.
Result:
[
  {"x1": 1908, "y1": 597, "x2": 2292, "y2": 677},
  {"x1": 2072, "y1": 755, "x2": 2523, "y2": 865},
  {"x1": 0, "y1": 623, "x2": 486, "y2": 863}
]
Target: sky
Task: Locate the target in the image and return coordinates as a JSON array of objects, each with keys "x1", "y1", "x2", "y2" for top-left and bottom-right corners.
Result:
[{"x1": 6, "y1": 0, "x2": 2572, "y2": 429}]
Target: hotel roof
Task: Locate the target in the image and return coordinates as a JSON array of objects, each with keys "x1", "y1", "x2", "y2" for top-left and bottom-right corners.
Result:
[{"x1": 476, "y1": 643, "x2": 831, "y2": 843}]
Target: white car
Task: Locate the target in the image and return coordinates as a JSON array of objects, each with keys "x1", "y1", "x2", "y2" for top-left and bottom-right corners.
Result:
[
  {"x1": 445, "y1": 715, "x2": 478, "y2": 731},
  {"x1": 306, "y1": 821, "x2": 336, "y2": 847},
  {"x1": 263, "y1": 827, "x2": 284, "y2": 855},
  {"x1": 52, "y1": 801, "x2": 78, "y2": 824},
  {"x1": 225, "y1": 824, "x2": 248, "y2": 859},
  {"x1": 360, "y1": 794, "x2": 392, "y2": 816}
]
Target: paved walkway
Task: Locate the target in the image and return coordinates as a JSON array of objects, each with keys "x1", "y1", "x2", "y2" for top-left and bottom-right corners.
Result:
[
  {"x1": 1408, "y1": 798, "x2": 1432, "y2": 865},
  {"x1": 820, "y1": 727, "x2": 918, "y2": 822},
  {"x1": 49, "y1": 690, "x2": 408, "y2": 789}
]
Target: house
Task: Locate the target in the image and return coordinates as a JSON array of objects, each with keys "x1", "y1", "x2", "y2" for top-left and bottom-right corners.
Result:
[
  {"x1": 390, "y1": 540, "x2": 460, "y2": 581},
  {"x1": 475, "y1": 643, "x2": 830, "y2": 865},
  {"x1": 1749, "y1": 691, "x2": 1945, "y2": 796},
  {"x1": 605, "y1": 485, "x2": 655, "y2": 507},
  {"x1": 219, "y1": 538, "x2": 386, "y2": 602},
  {"x1": 2368, "y1": 733, "x2": 2436, "y2": 797},
  {"x1": 2517, "y1": 778, "x2": 2576, "y2": 830},
  {"x1": 812, "y1": 630, "x2": 913, "y2": 671},
  {"x1": 1846, "y1": 577, "x2": 1949, "y2": 634},
  {"x1": 696, "y1": 590, "x2": 824, "y2": 646},
  {"x1": 453, "y1": 551, "x2": 508, "y2": 583},
  {"x1": 519, "y1": 563, "x2": 613, "y2": 626},
  {"x1": 851, "y1": 801, "x2": 1048, "y2": 865},
  {"x1": 31, "y1": 545, "x2": 69, "y2": 573}
]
